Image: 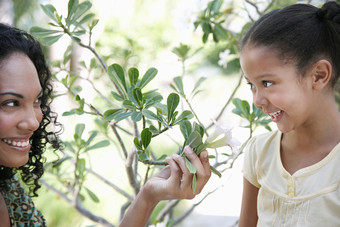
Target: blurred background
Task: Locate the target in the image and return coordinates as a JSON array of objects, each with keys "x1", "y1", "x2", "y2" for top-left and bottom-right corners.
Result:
[{"x1": 0, "y1": 0, "x2": 328, "y2": 226}]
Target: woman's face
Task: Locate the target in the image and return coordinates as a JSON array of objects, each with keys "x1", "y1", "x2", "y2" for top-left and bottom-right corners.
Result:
[{"x1": 0, "y1": 53, "x2": 43, "y2": 167}]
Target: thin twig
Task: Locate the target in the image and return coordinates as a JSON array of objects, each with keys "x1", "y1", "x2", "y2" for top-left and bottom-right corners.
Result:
[
  {"x1": 173, "y1": 187, "x2": 220, "y2": 225},
  {"x1": 207, "y1": 72, "x2": 244, "y2": 130},
  {"x1": 40, "y1": 179, "x2": 115, "y2": 227},
  {"x1": 125, "y1": 150, "x2": 140, "y2": 195}
]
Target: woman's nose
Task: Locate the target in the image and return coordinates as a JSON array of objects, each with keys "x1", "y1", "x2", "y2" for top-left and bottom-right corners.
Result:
[{"x1": 18, "y1": 107, "x2": 42, "y2": 131}]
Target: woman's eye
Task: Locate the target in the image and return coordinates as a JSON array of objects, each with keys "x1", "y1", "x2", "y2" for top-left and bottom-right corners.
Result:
[
  {"x1": 34, "y1": 97, "x2": 42, "y2": 105},
  {"x1": 263, "y1": 81, "x2": 273, "y2": 87},
  {"x1": 3, "y1": 100, "x2": 18, "y2": 107}
]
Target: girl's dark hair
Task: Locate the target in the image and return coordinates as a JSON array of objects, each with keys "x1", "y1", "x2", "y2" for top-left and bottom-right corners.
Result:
[
  {"x1": 241, "y1": 1, "x2": 340, "y2": 88},
  {"x1": 0, "y1": 23, "x2": 61, "y2": 196}
]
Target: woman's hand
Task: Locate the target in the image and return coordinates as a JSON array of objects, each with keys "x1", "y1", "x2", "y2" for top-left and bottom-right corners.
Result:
[
  {"x1": 143, "y1": 146, "x2": 211, "y2": 203},
  {"x1": 119, "y1": 146, "x2": 211, "y2": 227}
]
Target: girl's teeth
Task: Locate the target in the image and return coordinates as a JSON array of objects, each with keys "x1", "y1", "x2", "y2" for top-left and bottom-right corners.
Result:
[
  {"x1": 3, "y1": 139, "x2": 29, "y2": 147},
  {"x1": 269, "y1": 110, "x2": 282, "y2": 118}
]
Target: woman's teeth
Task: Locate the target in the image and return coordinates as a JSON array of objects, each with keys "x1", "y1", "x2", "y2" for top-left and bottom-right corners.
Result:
[{"x1": 3, "y1": 139, "x2": 29, "y2": 147}]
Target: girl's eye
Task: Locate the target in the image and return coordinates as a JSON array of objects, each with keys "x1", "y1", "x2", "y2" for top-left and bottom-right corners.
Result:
[
  {"x1": 263, "y1": 81, "x2": 273, "y2": 87},
  {"x1": 247, "y1": 82, "x2": 256, "y2": 90}
]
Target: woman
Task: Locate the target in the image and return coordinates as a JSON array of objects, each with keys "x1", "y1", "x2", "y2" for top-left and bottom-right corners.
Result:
[{"x1": 0, "y1": 23, "x2": 211, "y2": 226}]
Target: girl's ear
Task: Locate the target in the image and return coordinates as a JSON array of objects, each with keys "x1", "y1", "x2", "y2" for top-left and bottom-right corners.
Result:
[{"x1": 311, "y1": 59, "x2": 332, "y2": 91}]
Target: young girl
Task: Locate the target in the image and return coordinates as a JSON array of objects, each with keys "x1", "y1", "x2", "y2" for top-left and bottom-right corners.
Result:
[
  {"x1": 0, "y1": 23, "x2": 211, "y2": 226},
  {"x1": 239, "y1": 1, "x2": 340, "y2": 226}
]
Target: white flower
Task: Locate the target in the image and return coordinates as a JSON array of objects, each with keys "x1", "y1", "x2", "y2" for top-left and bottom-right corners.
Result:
[
  {"x1": 218, "y1": 49, "x2": 238, "y2": 69},
  {"x1": 149, "y1": 222, "x2": 166, "y2": 227},
  {"x1": 205, "y1": 120, "x2": 240, "y2": 153},
  {"x1": 172, "y1": 0, "x2": 210, "y2": 33}
]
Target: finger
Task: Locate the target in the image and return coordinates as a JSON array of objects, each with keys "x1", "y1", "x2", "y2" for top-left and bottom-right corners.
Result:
[
  {"x1": 172, "y1": 153, "x2": 193, "y2": 190},
  {"x1": 198, "y1": 150, "x2": 211, "y2": 186},
  {"x1": 155, "y1": 165, "x2": 171, "y2": 179},
  {"x1": 184, "y1": 146, "x2": 204, "y2": 173},
  {"x1": 200, "y1": 150, "x2": 211, "y2": 177},
  {"x1": 184, "y1": 148, "x2": 211, "y2": 194},
  {"x1": 165, "y1": 155, "x2": 182, "y2": 184}
]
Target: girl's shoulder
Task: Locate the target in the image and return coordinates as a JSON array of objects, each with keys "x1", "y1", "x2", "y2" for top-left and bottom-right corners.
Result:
[{"x1": 245, "y1": 130, "x2": 280, "y2": 152}]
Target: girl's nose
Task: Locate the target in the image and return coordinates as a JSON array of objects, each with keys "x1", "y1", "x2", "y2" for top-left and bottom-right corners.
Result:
[
  {"x1": 18, "y1": 107, "x2": 42, "y2": 132},
  {"x1": 253, "y1": 90, "x2": 268, "y2": 110}
]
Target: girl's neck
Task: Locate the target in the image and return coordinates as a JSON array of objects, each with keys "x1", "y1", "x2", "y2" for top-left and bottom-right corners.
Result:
[{"x1": 282, "y1": 102, "x2": 340, "y2": 150}]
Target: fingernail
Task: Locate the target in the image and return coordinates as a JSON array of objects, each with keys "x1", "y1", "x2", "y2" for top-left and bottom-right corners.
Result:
[
  {"x1": 184, "y1": 146, "x2": 194, "y2": 154},
  {"x1": 173, "y1": 153, "x2": 180, "y2": 158}
]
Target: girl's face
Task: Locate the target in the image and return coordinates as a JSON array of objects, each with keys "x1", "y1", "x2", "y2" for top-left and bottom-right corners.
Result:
[
  {"x1": 0, "y1": 53, "x2": 43, "y2": 167},
  {"x1": 240, "y1": 45, "x2": 314, "y2": 133}
]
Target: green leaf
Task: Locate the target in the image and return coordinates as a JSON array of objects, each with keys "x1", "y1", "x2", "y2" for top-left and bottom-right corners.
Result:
[
  {"x1": 138, "y1": 67, "x2": 158, "y2": 88},
  {"x1": 210, "y1": 165, "x2": 222, "y2": 178},
  {"x1": 144, "y1": 94, "x2": 163, "y2": 109},
  {"x1": 180, "y1": 120, "x2": 192, "y2": 141},
  {"x1": 103, "y1": 109, "x2": 124, "y2": 121},
  {"x1": 30, "y1": 27, "x2": 60, "y2": 37},
  {"x1": 172, "y1": 43, "x2": 190, "y2": 60},
  {"x1": 173, "y1": 110, "x2": 194, "y2": 125},
  {"x1": 142, "y1": 109, "x2": 163, "y2": 123},
  {"x1": 209, "y1": 0, "x2": 223, "y2": 15},
  {"x1": 141, "y1": 128, "x2": 152, "y2": 149},
  {"x1": 185, "y1": 157, "x2": 196, "y2": 174},
  {"x1": 131, "y1": 111, "x2": 143, "y2": 122},
  {"x1": 111, "y1": 91, "x2": 124, "y2": 101},
  {"x1": 134, "y1": 137, "x2": 143, "y2": 150},
  {"x1": 115, "y1": 112, "x2": 133, "y2": 122},
  {"x1": 108, "y1": 64, "x2": 127, "y2": 96},
  {"x1": 193, "y1": 122, "x2": 205, "y2": 137},
  {"x1": 66, "y1": 0, "x2": 78, "y2": 25},
  {"x1": 87, "y1": 140, "x2": 110, "y2": 151},
  {"x1": 192, "y1": 174, "x2": 197, "y2": 194},
  {"x1": 214, "y1": 23, "x2": 229, "y2": 41},
  {"x1": 185, "y1": 131, "x2": 203, "y2": 149},
  {"x1": 75, "y1": 123, "x2": 85, "y2": 138},
  {"x1": 132, "y1": 88, "x2": 143, "y2": 107},
  {"x1": 128, "y1": 68, "x2": 139, "y2": 87},
  {"x1": 167, "y1": 93, "x2": 180, "y2": 123},
  {"x1": 123, "y1": 100, "x2": 137, "y2": 110},
  {"x1": 148, "y1": 125, "x2": 159, "y2": 134},
  {"x1": 40, "y1": 4, "x2": 58, "y2": 23},
  {"x1": 137, "y1": 150, "x2": 149, "y2": 161},
  {"x1": 69, "y1": 1, "x2": 92, "y2": 25},
  {"x1": 40, "y1": 34, "x2": 64, "y2": 46},
  {"x1": 76, "y1": 158, "x2": 86, "y2": 177},
  {"x1": 202, "y1": 32, "x2": 209, "y2": 43},
  {"x1": 201, "y1": 22, "x2": 212, "y2": 34},
  {"x1": 77, "y1": 13, "x2": 95, "y2": 27},
  {"x1": 85, "y1": 187, "x2": 100, "y2": 203},
  {"x1": 86, "y1": 131, "x2": 98, "y2": 145},
  {"x1": 191, "y1": 77, "x2": 207, "y2": 96},
  {"x1": 173, "y1": 76, "x2": 184, "y2": 95}
]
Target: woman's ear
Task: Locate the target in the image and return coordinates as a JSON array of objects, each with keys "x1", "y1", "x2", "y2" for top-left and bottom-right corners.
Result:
[{"x1": 311, "y1": 59, "x2": 332, "y2": 91}]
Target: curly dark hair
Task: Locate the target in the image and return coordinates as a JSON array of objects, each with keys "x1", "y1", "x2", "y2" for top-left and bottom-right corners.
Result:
[{"x1": 0, "y1": 23, "x2": 61, "y2": 197}]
